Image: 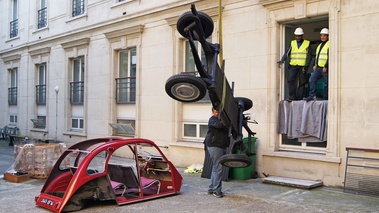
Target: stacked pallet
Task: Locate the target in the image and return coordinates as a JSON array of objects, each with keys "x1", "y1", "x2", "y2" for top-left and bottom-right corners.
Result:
[{"x1": 12, "y1": 143, "x2": 66, "y2": 179}]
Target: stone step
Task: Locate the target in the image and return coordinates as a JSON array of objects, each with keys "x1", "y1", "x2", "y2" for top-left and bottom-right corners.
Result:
[{"x1": 262, "y1": 176, "x2": 323, "y2": 189}]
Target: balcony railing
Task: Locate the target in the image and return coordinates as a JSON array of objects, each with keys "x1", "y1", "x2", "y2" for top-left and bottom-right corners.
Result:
[
  {"x1": 116, "y1": 77, "x2": 136, "y2": 104},
  {"x1": 72, "y1": 0, "x2": 85, "y2": 17},
  {"x1": 36, "y1": 85, "x2": 46, "y2": 105},
  {"x1": 70, "y1": 81, "x2": 84, "y2": 105},
  {"x1": 10, "y1": 19, "x2": 18, "y2": 38},
  {"x1": 38, "y1": 7, "x2": 47, "y2": 29},
  {"x1": 8, "y1": 87, "x2": 17, "y2": 105}
]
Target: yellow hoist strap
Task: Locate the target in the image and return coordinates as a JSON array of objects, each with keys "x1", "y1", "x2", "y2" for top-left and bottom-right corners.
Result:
[{"x1": 219, "y1": 0, "x2": 226, "y2": 112}]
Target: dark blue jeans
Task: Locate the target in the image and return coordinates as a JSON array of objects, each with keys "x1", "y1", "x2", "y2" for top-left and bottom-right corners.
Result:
[{"x1": 309, "y1": 67, "x2": 328, "y2": 99}]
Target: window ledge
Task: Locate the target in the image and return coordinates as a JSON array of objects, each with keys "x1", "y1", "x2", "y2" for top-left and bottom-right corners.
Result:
[
  {"x1": 183, "y1": 100, "x2": 211, "y2": 104},
  {"x1": 66, "y1": 13, "x2": 88, "y2": 23},
  {"x1": 259, "y1": 0, "x2": 288, "y2": 6},
  {"x1": 30, "y1": 128, "x2": 48, "y2": 133},
  {"x1": 5, "y1": 36, "x2": 20, "y2": 43},
  {"x1": 32, "y1": 26, "x2": 49, "y2": 34},
  {"x1": 110, "y1": 134, "x2": 135, "y2": 139},
  {"x1": 111, "y1": 0, "x2": 134, "y2": 9},
  {"x1": 63, "y1": 131, "x2": 86, "y2": 137},
  {"x1": 170, "y1": 141, "x2": 204, "y2": 149},
  {"x1": 262, "y1": 150, "x2": 341, "y2": 164}
]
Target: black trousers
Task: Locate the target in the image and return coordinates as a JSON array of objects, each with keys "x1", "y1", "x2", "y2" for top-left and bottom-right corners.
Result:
[{"x1": 287, "y1": 65, "x2": 308, "y2": 99}]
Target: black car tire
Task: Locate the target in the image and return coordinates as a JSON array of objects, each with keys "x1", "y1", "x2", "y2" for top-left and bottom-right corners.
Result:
[
  {"x1": 165, "y1": 74, "x2": 207, "y2": 102},
  {"x1": 219, "y1": 154, "x2": 252, "y2": 168},
  {"x1": 177, "y1": 11, "x2": 214, "y2": 39},
  {"x1": 235, "y1": 97, "x2": 253, "y2": 111}
]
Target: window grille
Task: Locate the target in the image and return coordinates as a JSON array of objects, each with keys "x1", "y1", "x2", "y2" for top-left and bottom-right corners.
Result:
[
  {"x1": 8, "y1": 87, "x2": 17, "y2": 105},
  {"x1": 72, "y1": 0, "x2": 85, "y2": 17},
  {"x1": 10, "y1": 19, "x2": 18, "y2": 38},
  {"x1": 37, "y1": 7, "x2": 47, "y2": 28},
  {"x1": 36, "y1": 85, "x2": 46, "y2": 105},
  {"x1": 116, "y1": 77, "x2": 136, "y2": 103},
  {"x1": 70, "y1": 81, "x2": 84, "y2": 104}
]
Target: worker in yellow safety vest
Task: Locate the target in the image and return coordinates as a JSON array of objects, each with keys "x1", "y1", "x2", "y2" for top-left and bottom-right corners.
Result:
[
  {"x1": 304, "y1": 28, "x2": 329, "y2": 101},
  {"x1": 278, "y1": 27, "x2": 313, "y2": 101}
]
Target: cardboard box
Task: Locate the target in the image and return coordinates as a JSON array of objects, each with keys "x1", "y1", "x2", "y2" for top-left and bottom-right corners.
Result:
[{"x1": 3, "y1": 173, "x2": 30, "y2": 183}]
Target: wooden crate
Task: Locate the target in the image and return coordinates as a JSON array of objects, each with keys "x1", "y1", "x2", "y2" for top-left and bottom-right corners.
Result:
[
  {"x1": 12, "y1": 143, "x2": 66, "y2": 179},
  {"x1": 4, "y1": 173, "x2": 30, "y2": 183}
]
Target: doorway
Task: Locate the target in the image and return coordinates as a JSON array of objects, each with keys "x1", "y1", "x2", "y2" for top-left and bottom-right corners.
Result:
[
  {"x1": 283, "y1": 17, "x2": 329, "y2": 100},
  {"x1": 281, "y1": 17, "x2": 329, "y2": 148}
]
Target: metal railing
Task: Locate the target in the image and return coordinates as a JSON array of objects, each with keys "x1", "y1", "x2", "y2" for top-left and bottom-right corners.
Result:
[
  {"x1": 116, "y1": 77, "x2": 136, "y2": 103},
  {"x1": 36, "y1": 85, "x2": 46, "y2": 105},
  {"x1": 8, "y1": 87, "x2": 17, "y2": 105},
  {"x1": 10, "y1": 19, "x2": 18, "y2": 38},
  {"x1": 70, "y1": 81, "x2": 84, "y2": 104},
  {"x1": 38, "y1": 7, "x2": 47, "y2": 29},
  {"x1": 344, "y1": 147, "x2": 379, "y2": 197}
]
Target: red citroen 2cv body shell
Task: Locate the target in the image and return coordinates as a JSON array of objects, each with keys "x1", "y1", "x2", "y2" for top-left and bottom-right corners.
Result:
[{"x1": 35, "y1": 138, "x2": 183, "y2": 213}]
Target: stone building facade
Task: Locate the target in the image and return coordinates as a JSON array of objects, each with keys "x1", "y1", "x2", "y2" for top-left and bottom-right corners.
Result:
[{"x1": 1, "y1": 0, "x2": 379, "y2": 186}]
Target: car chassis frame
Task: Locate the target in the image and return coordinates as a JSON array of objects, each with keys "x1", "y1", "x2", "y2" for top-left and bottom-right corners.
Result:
[
  {"x1": 165, "y1": 4, "x2": 257, "y2": 168},
  {"x1": 35, "y1": 138, "x2": 183, "y2": 212}
]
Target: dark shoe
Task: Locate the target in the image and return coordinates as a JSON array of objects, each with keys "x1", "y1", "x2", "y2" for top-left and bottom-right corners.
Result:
[
  {"x1": 207, "y1": 190, "x2": 213, "y2": 195},
  {"x1": 304, "y1": 96, "x2": 316, "y2": 102},
  {"x1": 213, "y1": 191, "x2": 223, "y2": 198},
  {"x1": 286, "y1": 97, "x2": 296, "y2": 102}
]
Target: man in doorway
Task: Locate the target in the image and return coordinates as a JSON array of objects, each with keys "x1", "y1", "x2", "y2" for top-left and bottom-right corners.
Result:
[
  {"x1": 304, "y1": 28, "x2": 329, "y2": 101},
  {"x1": 278, "y1": 27, "x2": 313, "y2": 101}
]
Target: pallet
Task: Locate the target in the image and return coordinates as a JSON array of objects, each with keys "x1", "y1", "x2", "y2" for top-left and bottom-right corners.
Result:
[
  {"x1": 31, "y1": 173, "x2": 48, "y2": 179},
  {"x1": 4, "y1": 173, "x2": 30, "y2": 183}
]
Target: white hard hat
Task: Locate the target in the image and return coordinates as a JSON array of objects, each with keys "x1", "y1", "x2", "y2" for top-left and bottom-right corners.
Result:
[
  {"x1": 320, "y1": 28, "x2": 329, "y2": 35},
  {"x1": 294, "y1": 27, "x2": 304, "y2": 35}
]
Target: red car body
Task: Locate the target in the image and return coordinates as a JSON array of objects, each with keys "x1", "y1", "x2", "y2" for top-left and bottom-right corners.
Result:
[{"x1": 35, "y1": 137, "x2": 183, "y2": 212}]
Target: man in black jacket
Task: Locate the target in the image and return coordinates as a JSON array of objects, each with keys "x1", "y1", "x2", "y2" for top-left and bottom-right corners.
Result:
[{"x1": 204, "y1": 107, "x2": 230, "y2": 198}]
